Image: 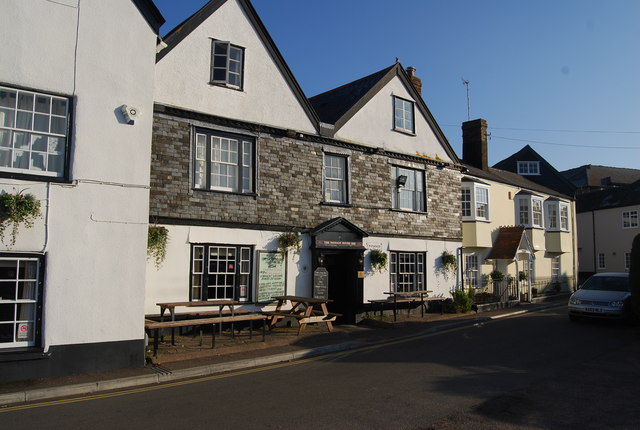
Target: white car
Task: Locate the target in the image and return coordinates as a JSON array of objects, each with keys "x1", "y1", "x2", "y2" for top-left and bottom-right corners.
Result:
[{"x1": 568, "y1": 273, "x2": 632, "y2": 322}]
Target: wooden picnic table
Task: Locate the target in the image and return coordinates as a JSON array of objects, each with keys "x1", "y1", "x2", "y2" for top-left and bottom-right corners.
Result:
[
  {"x1": 262, "y1": 295, "x2": 337, "y2": 335},
  {"x1": 156, "y1": 300, "x2": 239, "y2": 344},
  {"x1": 369, "y1": 290, "x2": 442, "y2": 321}
]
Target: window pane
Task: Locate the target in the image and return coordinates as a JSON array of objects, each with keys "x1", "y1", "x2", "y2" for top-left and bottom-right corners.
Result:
[
  {"x1": 48, "y1": 136, "x2": 65, "y2": 153},
  {"x1": 17, "y1": 93, "x2": 34, "y2": 110},
  {"x1": 32, "y1": 134, "x2": 47, "y2": 151},
  {"x1": 34, "y1": 95, "x2": 50, "y2": 113},
  {"x1": 50, "y1": 116, "x2": 66, "y2": 134},
  {"x1": 47, "y1": 154, "x2": 64, "y2": 174},
  {"x1": 0, "y1": 149, "x2": 11, "y2": 167},
  {"x1": 51, "y1": 98, "x2": 67, "y2": 116},
  {"x1": 0, "y1": 130, "x2": 10, "y2": 147},
  {"x1": 30, "y1": 152, "x2": 46, "y2": 171},
  {"x1": 13, "y1": 150, "x2": 29, "y2": 169},
  {"x1": 33, "y1": 114, "x2": 49, "y2": 132},
  {"x1": 0, "y1": 108, "x2": 15, "y2": 127},
  {"x1": 0, "y1": 89, "x2": 17, "y2": 108},
  {"x1": 16, "y1": 111, "x2": 32, "y2": 130}
]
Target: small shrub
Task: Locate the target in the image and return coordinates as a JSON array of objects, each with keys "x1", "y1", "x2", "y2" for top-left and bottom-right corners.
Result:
[
  {"x1": 0, "y1": 191, "x2": 42, "y2": 247},
  {"x1": 490, "y1": 270, "x2": 504, "y2": 282},
  {"x1": 450, "y1": 289, "x2": 473, "y2": 313}
]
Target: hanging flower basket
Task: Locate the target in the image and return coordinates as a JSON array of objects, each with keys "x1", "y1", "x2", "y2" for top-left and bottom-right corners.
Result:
[
  {"x1": 441, "y1": 251, "x2": 458, "y2": 273},
  {"x1": 278, "y1": 232, "x2": 301, "y2": 254},
  {"x1": 0, "y1": 191, "x2": 42, "y2": 247},
  {"x1": 370, "y1": 250, "x2": 388, "y2": 272},
  {"x1": 147, "y1": 226, "x2": 169, "y2": 268}
]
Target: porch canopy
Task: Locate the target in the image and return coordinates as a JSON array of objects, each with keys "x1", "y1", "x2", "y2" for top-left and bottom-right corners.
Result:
[{"x1": 486, "y1": 225, "x2": 534, "y2": 260}]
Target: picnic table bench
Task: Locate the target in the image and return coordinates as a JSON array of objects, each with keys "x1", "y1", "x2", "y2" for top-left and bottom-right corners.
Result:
[
  {"x1": 145, "y1": 313, "x2": 267, "y2": 357},
  {"x1": 263, "y1": 295, "x2": 339, "y2": 335},
  {"x1": 156, "y1": 300, "x2": 239, "y2": 344},
  {"x1": 369, "y1": 290, "x2": 445, "y2": 321}
]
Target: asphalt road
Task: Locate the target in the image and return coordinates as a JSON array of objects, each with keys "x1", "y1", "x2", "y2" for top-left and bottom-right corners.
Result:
[{"x1": 2, "y1": 307, "x2": 639, "y2": 429}]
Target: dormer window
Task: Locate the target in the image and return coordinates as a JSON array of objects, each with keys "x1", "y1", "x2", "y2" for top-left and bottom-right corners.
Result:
[
  {"x1": 517, "y1": 161, "x2": 540, "y2": 175},
  {"x1": 393, "y1": 96, "x2": 414, "y2": 134},
  {"x1": 210, "y1": 40, "x2": 244, "y2": 89}
]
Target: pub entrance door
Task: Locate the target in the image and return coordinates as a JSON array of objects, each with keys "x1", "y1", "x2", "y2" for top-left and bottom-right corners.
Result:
[
  {"x1": 310, "y1": 217, "x2": 368, "y2": 325},
  {"x1": 324, "y1": 250, "x2": 362, "y2": 324}
]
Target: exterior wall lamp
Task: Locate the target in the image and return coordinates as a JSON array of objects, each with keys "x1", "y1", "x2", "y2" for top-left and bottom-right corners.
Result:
[{"x1": 397, "y1": 175, "x2": 408, "y2": 188}]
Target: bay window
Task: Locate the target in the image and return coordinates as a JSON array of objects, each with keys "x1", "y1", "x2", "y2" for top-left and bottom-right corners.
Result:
[
  {"x1": 461, "y1": 182, "x2": 490, "y2": 221},
  {"x1": 545, "y1": 200, "x2": 570, "y2": 231},
  {"x1": 517, "y1": 194, "x2": 544, "y2": 228}
]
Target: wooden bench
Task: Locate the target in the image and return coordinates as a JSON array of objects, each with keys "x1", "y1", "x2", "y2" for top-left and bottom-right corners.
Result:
[
  {"x1": 369, "y1": 296, "x2": 446, "y2": 321},
  {"x1": 262, "y1": 311, "x2": 339, "y2": 325},
  {"x1": 145, "y1": 314, "x2": 267, "y2": 357}
]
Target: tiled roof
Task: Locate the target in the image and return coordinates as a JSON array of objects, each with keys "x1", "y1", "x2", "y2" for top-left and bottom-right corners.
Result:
[
  {"x1": 562, "y1": 165, "x2": 640, "y2": 188},
  {"x1": 486, "y1": 226, "x2": 526, "y2": 260},
  {"x1": 576, "y1": 179, "x2": 640, "y2": 212}
]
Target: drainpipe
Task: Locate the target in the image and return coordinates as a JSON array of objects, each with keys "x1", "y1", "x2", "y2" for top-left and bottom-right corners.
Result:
[{"x1": 457, "y1": 247, "x2": 464, "y2": 291}]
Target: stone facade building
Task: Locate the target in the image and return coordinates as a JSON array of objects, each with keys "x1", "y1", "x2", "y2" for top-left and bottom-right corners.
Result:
[{"x1": 145, "y1": 0, "x2": 463, "y2": 322}]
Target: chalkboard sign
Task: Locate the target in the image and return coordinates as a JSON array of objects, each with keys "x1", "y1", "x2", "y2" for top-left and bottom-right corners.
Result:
[
  {"x1": 313, "y1": 267, "x2": 329, "y2": 300},
  {"x1": 256, "y1": 251, "x2": 286, "y2": 302}
]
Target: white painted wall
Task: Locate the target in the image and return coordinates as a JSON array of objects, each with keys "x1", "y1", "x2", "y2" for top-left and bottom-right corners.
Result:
[
  {"x1": 336, "y1": 78, "x2": 453, "y2": 162},
  {"x1": 1, "y1": 0, "x2": 158, "y2": 349},
  {"x1": 154, "y1": 0, "x2": 316, "y2": 134},
  {"x1": 145, "y1": 225, "x2": 459, "y2": 315}
]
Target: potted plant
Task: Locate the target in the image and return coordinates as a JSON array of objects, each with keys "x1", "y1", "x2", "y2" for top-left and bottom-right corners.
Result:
[
  {"x1": 147, "y1": 226, "x2": 169, "y2": 268},
  {"x1": 519, "y1": 271, "x2": 528, "y2": 281},
  {"x1": 0, "y1": 191, "x2": 42, "y2": 247},
  {"x1": 278, "y1": 232, "x2": 301, "y2": 254},
  {"x1": 490, "y1": 269, "x2": 504, "y2": 282},
  {"x1": 370, "y1": 250, "x2": 388, "y2": 272}
]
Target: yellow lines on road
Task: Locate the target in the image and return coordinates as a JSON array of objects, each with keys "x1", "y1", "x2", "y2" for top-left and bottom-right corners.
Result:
[{"x1": 0, "y1": 322, "x2": 485, "y2": 414}]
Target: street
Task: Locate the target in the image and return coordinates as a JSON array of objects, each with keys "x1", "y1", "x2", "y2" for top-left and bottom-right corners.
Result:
[{"x1": 2, "y1": 307, "x2": 640, "y2": 429}]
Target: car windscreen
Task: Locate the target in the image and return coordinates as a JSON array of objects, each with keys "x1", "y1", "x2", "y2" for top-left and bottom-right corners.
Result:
[{"x1": 581, "y1": 276, "x2": 629, "y2": 292}]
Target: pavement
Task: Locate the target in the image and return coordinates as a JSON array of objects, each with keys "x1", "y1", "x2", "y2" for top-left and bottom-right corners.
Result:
[{"x1": 0, "y1": 296, "x2": 567, "y2": 406}]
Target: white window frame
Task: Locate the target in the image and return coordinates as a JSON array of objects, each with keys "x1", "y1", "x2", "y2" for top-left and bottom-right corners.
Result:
[
  {"x1": 210, "y1": 40, "x2": 244, "y2": 89},
  {"x1": 517, "y1": 161, "x2": 540, "y2": 175},
  {"x1": 464, "y1": 254, "x2": 479, "y2": 290},
  {"x1": 393, "y1": 96, "x2": 415, "y2": 134},
  {"x1": 461, "y1": 188, "x2": 471, "y2": 217},
  {"x1": 193, "y1": 129, "x2": 255, "y2": 194},
  {"x1": 545, "y1": 201, "x2": 570, "y2": 232},
  {"x1": 392, "y1": 166, "x2": 424, "y2": 212},
  {"x1": 551, "y1": 256, "x2": 561, "y2": 282},
  {"x1": 622, "y1": 211, "x2": 638, "y2": 229},
  {"x1": 625, "y1": 252, "x2": 631, "y2": 271},
  {"x1": 598, "y1": 252, "x2": 606, "y2": 270},
  {"x1": 0, "y1": 86, "x2": 69, "y2": 178},
  {"x1": 323, "y1": 153, "x2": 349, "y2": 204},
  {"x1": 517, "y1": 195, "x2": 544, "y2": 228},
  {"x1": 461, "y1": 183, "x2": 490, "y2": 221},
  {"x1": 0, "y1": 257, "x2": 41, "y2": 349}
]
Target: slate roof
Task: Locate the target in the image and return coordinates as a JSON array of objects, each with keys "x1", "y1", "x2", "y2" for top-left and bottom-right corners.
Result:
[
  {"x1": 493, "y1": 145, "x2": 576, "y2": 196},
  {"x1": 309, "y1": 66, "x2": 394, "y2": 125},
  {"x1": 308, "y1": 63, "x2": 460, "y2": 164},
  {"x1": 462, "y1": 163, "x2": 572, "y2": 200},
  {"x1": 576, "y1": 179, "x2": 640, "y2": 213},
  {"x1": 561, "y1": 165, "x2": 640, "y2": 189},
  {"x1": 486, "y1": 226, "x2": 526, "y2": 260}
]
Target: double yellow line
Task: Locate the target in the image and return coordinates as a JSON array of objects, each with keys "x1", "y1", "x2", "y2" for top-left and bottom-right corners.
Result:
[{"x1": 1, "y1": 322, "x2": 482, "y2": 413}]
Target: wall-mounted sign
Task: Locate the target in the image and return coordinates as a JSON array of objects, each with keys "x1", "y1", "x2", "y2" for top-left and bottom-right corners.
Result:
[
  {"x1": 256, "y1": 251, "x2": 286, "y2": 302},
  {"x1": 315, "y1": 240, "x2": 362, "y2": 248},
  {"x1": 313, "y1": 267, "x2": 329, "y2": 300}
]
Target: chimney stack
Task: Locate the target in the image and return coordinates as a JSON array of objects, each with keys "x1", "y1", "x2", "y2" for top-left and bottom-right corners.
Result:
[
  {"x1": 406, "y1": 66, "x2": 422, "y2": 95},
  {"x1": 462, "y1": 118, "x2": 489, "y2": 171}
]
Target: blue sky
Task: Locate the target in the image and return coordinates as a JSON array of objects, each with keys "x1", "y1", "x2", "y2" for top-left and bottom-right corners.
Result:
[{"x1": 153, "y1": 0, "x2": 640, "y2": 172}]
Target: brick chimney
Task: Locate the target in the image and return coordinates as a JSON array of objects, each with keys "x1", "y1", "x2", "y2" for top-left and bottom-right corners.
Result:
[
  {"x1": 406, "y1": 66, "x2": 422, "y2": 95},
  {"x1": 462, "y1": 118, "x2": 489, "y2": 170}
]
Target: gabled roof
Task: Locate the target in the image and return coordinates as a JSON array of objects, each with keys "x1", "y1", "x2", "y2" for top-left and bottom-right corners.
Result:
[
  {"x1": 562, "y1": 164, "x2": 640, "y2": 189},
  {"x1": 493, "y1": 145, "x2": 576, "y2": 196},
  {"x1": 463, "y1": 163, "x2": 572, "y2": 200},
  {"x1": 309, "y1": 217, "x2": 369, "y2": 238},
  {"x1": 132, "y1": 0, "x2": 165, "y2": 34},
  {"x1": 308, "y1": 63, "x2": 460, "y2": 164},
  {"x1": 576, "y1": 179, "x2": 640, "y2": 213},
  {"x1": 156, "y1": 0, "x2": 320, "y2": 131},
  {"x1": 486, "y1": 226, "x2": 534, "y2": 260}
]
